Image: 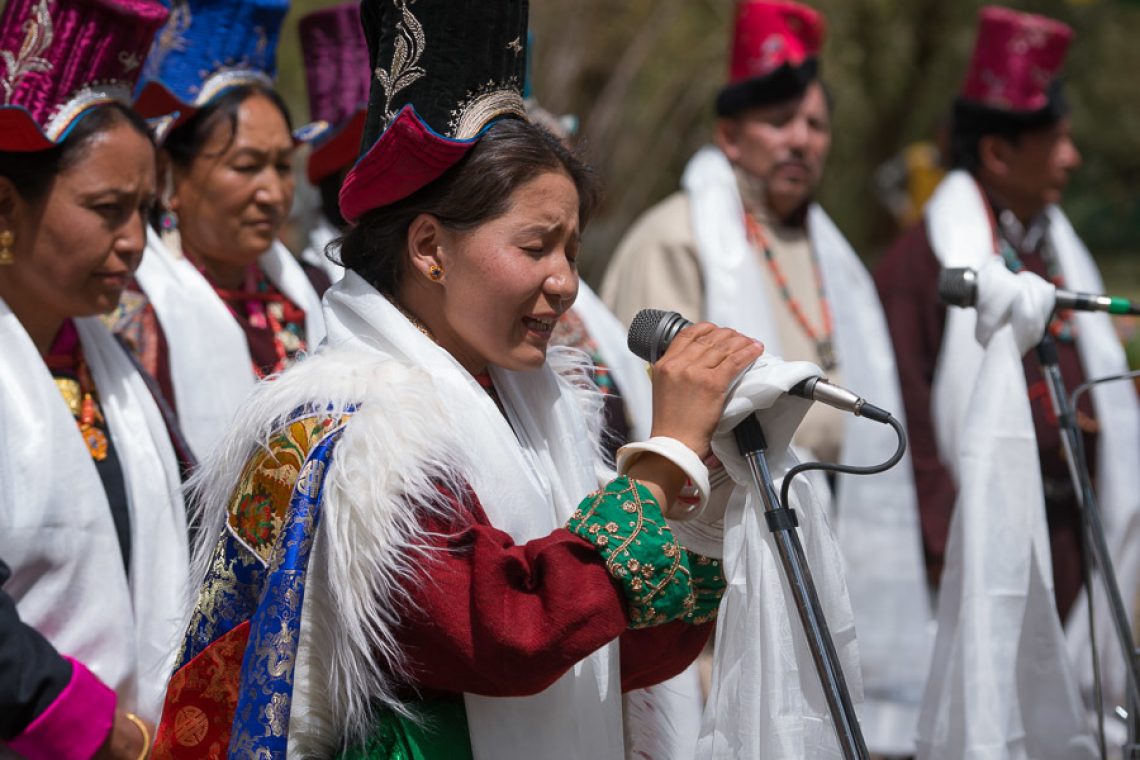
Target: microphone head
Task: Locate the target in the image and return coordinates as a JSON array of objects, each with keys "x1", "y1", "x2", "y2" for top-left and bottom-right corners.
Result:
[
  {"x1": 628, "y1": 309, "x2": 692, "y2": 363},
  {"x1": 938, "y1": 267, "x2": 979, "y2": 308}
]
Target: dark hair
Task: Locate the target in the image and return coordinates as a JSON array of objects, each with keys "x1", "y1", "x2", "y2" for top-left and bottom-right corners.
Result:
[
  {"x1": 338, "y1": 118, "x2": 601, "y2": 296},
  {"x1": 0, "y1": 102, "x2": 155, "y2": 202},
  {"x1": 949, "y1": 83, "x2": 1068, "y2": 172},
  {"x1": 163, "y1": 83, "x2": 294, "y2": 171}
]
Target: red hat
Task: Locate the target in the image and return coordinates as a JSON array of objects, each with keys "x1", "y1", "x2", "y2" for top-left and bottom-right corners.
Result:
[
  {"x1": 959, "y1": 6, "x2": 1072, "y2": 113},
  {"x1": 716, "y1": 0, "x2": 825, "y2": 116}
]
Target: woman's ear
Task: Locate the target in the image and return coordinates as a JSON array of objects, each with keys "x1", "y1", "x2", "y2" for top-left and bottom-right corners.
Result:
[
  {"x1": 0, "y1": 177, "x2": 29, "y2": 248},
  {"x1": 406, "y1": 213, "x2": 447, "y2": 285},
  {"x1": 160, "y1": 150, "x2": 183, "y2": 214}
]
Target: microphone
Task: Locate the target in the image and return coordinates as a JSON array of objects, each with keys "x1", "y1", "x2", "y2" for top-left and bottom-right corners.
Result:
[
  {"x1": 627, "y1": 308, "x2": 892, "y2": 424},
  {"x1": 939, "y1": 266, "x2": 1140, "y2": 316}
]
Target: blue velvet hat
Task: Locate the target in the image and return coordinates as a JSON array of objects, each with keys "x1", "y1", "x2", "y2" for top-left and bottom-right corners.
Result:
[{"x1": 133, "y1": 0, "x2": 323, "y2": 140}]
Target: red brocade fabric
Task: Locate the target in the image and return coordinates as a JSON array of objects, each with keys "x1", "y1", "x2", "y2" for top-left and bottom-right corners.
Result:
[{"x1": 398, "y1": 487, "x2": 713, "y2": 699}]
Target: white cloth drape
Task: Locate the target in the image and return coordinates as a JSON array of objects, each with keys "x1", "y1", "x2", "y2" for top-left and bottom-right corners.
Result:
[
  {"x1": 683, "y1": 145, "x2": 930, "y2": 754},
  {"x1": 133, "y1": 234, "x2": 327, "y2": 457},
  {"x1": 320, "y1": 272, "x2": 623, "y2": 760},
  {"x1": 697, "y1": 357, "x2": 863, "y2": 759},
  {"x1": 300, "y1": 215, "x2": 345, "y2": 284},
  {"x1": 920, "y1": 169, "x2": 1136, "y2": 757},
  {"x1": 0, "y1": 300, "x2": 189, "y2": 724}
]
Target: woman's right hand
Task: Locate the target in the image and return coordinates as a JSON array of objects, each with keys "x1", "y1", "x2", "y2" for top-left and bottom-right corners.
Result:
[
  {"x1": 94, "y1": 710, "x2": 152, "y2": 760},
  {"x1": 648, "y1": 322, "x2": 764, "y2": 458}
]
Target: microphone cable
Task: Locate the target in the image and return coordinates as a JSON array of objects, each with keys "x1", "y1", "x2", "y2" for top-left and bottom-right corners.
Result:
[{"x1": 778, "y1": 414, "x2": 908, "y2": 513}]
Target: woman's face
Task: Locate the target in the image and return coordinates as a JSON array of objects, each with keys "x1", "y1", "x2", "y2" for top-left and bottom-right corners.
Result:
[
  {"x1": 170, "y1": 93, "x2": 295, "y2": 267},
  {"x1": 430, "y1": 170, "x2": 582, "y2": 373},
  {"x1": 0, "y1": 122, "x2": 156, "y2": 321}
]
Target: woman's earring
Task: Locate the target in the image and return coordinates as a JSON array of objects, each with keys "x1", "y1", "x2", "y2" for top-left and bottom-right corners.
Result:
[
  {"x1": 428, "y1": 263, "x2": 444, "y2": 281},
  {"x1": 0, "y1": 230, "x2": 14, "y2": 266}
]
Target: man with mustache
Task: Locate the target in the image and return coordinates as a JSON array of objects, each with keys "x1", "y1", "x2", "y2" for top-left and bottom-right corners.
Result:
[{"x1": 601, "y1": 2, "x2": 932, "y2": 755}]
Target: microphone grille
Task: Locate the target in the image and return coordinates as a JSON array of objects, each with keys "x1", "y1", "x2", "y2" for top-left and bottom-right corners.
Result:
[
  {"x1": 628, "y1": 309, "x2": 670, "y2": 362},
  {"x1": 938, "y1": 267, "x2": 979, "y2": 308}
]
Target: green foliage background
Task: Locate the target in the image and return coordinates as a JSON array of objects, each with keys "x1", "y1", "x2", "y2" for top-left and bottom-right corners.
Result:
[{"x1": 275, "y1": 0, "x2": 1139, "y2": 292}]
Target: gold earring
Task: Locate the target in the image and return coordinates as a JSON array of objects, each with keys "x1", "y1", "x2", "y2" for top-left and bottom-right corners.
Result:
[
  {"x1": 0, "y1": 230, "x2": 14, "y2": 266},
  {"x1": 428, "y1": 263, "x2": 444, "y2": 281}
]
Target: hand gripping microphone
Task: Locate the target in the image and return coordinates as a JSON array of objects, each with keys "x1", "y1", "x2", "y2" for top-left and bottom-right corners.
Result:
[
  {"x1": 627, "y1": 308, "x2": 893, "y2": 424},
  {"x1": 939, "y1": 266, "x2": 1140, "y2": 316}
]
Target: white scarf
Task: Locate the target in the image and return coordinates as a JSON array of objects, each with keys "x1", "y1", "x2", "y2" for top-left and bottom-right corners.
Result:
[
  {"x1": 133, "y1": 235, "x2": 327, "y2": 457},
  {"x1": 300, "y1": 215, "x2": 346, "y2": 284},
  {"x1": 0, "y1": 300, "x2": 189, "y2": 724},
  {"x1": 694, "y1": 357, "x2": 862, "y2": 759},
  {"x1": 569, "y1": 281, "x2": 653, "y2": 441},
  {"x1": 921, "y1": 169, "x2": 1136, "y2": 756},
  {"x1": 259, "y1": 272, "x2": 620, "y2": 758},
  {"x1": 683, "y1": 145, "x2": 931, "y2": 754}
]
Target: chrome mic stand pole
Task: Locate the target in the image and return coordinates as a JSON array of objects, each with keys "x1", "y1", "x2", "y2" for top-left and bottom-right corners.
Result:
[
  {"x1": 733, "y1": 414, "x2": 869, "y2": 760},
  {"x1": 1035, "y1": 335, "x2": 1140, "y2": 759}
]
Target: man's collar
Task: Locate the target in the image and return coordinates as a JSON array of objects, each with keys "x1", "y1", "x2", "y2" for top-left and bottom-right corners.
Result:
[{"x1": 981, "y1": 186, "x2": 1051, "y2": 253}]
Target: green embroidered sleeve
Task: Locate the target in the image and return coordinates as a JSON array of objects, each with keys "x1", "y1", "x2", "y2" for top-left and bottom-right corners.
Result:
[
  {"x1": 566, "y1": 476, "x2": 695, "y2": 629},
  {"x1": 684, "y1": 552, "x2": 726, "y2": 625}
]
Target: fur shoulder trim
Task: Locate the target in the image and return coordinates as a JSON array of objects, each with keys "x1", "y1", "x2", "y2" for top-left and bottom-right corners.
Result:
[{"x1": 187, "y1": 345, "x2": 471, "y2": 755}]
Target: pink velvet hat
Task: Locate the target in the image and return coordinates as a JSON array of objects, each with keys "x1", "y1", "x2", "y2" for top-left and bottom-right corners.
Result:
[
  {"x1": 298, "y1": 3, "x2": 370, "y2": 185},
  {"x1": 716, "y1": 0, "x2": 826, "y2": 116},
  {"x1": 960, "y1": 6, "x2": 1072, "y2": 113},
  {"x1": 0, "y1": 0, "x2": 170, "y2": 152}
]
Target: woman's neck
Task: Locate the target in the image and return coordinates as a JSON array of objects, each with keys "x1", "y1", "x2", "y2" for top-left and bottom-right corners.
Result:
[
  {"x1": 0, "y1": 286, "x2": 65, "y2": 355},
  {"x1": 394, "y1": 284, "x2": 488, "y2": 376},
  {"x1": 182, "y1": 240, "x2": 254, "y2": 291}
]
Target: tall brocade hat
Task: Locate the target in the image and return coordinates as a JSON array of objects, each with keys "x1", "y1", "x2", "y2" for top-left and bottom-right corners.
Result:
[
  {"x1": 133, "y1": 0, "x2": 324, "y2": 140},
  {"x1": 338, "y1": 0, "x2": 530, "y2": 224},
  {"x1": 955, "y1": 6, "x2": 1072, "y2": 130},
  {"x1": 716, "y1": 0, "x2": 825, "y2": 117},
  {"x1": 299, "y1": 2, "x2": 370, "y2": 184},
  {"x1": 0, "y1": 0, "x2": 170, "y2": 151}
]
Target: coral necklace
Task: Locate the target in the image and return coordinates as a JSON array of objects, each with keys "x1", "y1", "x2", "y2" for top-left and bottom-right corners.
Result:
[
  {"x1": 45, "y1": 322, "x2": 109, "y2": 461},
  {"x1": 743, "y1": 212, "x2": 838, "y2": 372}
]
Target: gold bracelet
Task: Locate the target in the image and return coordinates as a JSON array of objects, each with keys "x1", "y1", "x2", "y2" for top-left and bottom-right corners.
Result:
[{"x1": 123, "y1": 712, "x2": 151, "y2": 760}]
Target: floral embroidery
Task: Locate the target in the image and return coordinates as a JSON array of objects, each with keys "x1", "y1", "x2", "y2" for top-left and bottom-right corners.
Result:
[
  {"x1": 567, "y1": 476, "x2": 695, "y2": 628},
  {"x1": 1, "y1": 0, "x2": 54, "y2": 105},
  {"x1": 374, "y1": 0, "x2": 426, "y2": 123},
  {"x1": 684, "y1": 553, "x2": 726, "y2": 625}
]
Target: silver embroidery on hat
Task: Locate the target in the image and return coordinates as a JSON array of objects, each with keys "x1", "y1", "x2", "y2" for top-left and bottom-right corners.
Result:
[
  {"x1": 1, "y1": 0, "x2": 55, "y2": 105},
  {"x1": 44, "y1": 82, "x2": 132, "y2": 141},
  {"x1": 374, "y1": 0, "x2": 426, "y2": 124}
]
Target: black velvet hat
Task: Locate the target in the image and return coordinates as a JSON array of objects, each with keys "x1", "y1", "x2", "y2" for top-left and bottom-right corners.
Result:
[{"x1": 339, "y1": 0, "x2": 530, "y2": 222}]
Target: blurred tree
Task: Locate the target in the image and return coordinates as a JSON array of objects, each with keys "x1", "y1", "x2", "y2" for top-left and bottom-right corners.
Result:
[{"x1": 268, "y1": 0, "x2": 1139, "y2": 293}]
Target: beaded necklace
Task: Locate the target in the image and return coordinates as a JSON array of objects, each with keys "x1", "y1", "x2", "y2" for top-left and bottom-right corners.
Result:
[
  {"x1": 743, "y1": 211, "x2": 838, "y2": 371},
  {"x1": 210, "y1": 264, "x2": 301, "y2": 377},
  {"x1": 45, "y1": 322, "x2": 109, "y2": 461}
]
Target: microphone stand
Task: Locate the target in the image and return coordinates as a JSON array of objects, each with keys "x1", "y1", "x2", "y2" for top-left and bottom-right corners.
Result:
[
  {"x1": 733, "y1": 415, "x2": 869, "y2": 760},
  {"x1": 1035, "y1": 335, "x2": 1140, "y2": 759}
]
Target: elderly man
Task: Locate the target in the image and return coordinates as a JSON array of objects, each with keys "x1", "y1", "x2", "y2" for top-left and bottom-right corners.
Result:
[{"x1": 601, "y1": 2, "x2": 930, "y2": 754}]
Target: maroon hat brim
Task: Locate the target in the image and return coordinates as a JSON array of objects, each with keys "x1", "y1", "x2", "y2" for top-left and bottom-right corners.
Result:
[
  {"x1": 338, "y1": 105, "x2": 482, "y2": 224},
  {"x1": 0, "y1": 108, "x2": 57, "y2": 152},
  {"x1": 307, "y1": 109, "x2": 366, "y2": 185},
  {"x1": 133, "y1": 80, "x2": 199, "y2": 132}
]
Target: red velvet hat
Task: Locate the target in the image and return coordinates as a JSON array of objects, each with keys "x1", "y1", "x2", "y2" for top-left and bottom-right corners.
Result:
[
  {"x1": 299, "y1": 3, "x2": 370, "y2": 185},
  {"x1": 0, "y1": 0, "x2": 169, "y2": 152},
  {"x1": 959, "y1": 6, "x2": 1072, "y2": 113},
  {"x1": 338, "y1": 0, "x2": 529, "y2": 224},
  {"x1": 716, "y1": 0, "x2": 825, "y2": 117}
]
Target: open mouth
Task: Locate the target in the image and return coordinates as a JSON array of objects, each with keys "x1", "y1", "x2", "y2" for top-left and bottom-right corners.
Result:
[{"x1": 523, "y1": 315, "x2": 556, "y2": 336}]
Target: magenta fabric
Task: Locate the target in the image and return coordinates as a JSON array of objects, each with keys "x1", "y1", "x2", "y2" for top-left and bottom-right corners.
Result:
[
  {"x1": 0, "y1": 0, "x2": 169, "y2": 150},
  {"x1": 959, "y1": 5, "x2": 1072, "y2": 112},
  {"x1": 8, "y1": 656, "x2": 116, "y2": 760},
  {"x1": 298, "y1": 2, "x2": 369, "y2": 131},
  {"x1": 339, "y1": 105, "x2": 478, "y2": 223},
  {"x1": 727, "y1": 0, "x2": 825, "y2": 84}
]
